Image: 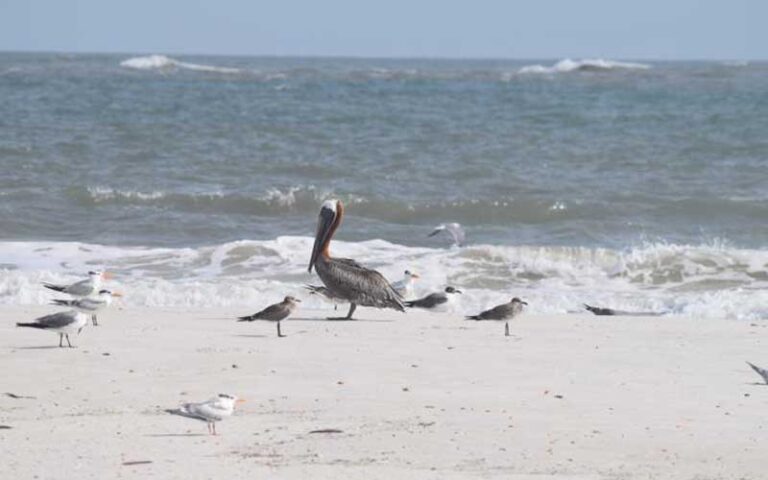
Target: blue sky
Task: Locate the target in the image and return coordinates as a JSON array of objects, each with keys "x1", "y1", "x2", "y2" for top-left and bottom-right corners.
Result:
[{"x1": 1, "y1": 0, "x2": 765, "y2": 59}]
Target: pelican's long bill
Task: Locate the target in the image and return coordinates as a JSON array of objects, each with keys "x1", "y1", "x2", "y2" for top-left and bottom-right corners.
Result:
[{"x1": 309, "y1": 200, "x2": 339, "y2": 273}]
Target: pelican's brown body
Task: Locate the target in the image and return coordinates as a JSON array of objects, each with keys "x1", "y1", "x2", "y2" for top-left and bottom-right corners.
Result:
[{"x1": 309, "y1": 200, "x2": 404, "y2": 320}]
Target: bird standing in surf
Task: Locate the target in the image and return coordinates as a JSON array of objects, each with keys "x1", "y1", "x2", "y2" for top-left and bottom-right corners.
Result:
[
  {"x1": 16, "y1": 310, "x2": 88, "y2": 348},
  {"x1": 238, "y1": 296, "x2": 300, "y2": 337},
  {"x1": 466, "y1": 297, "x2": 527, "y2": 337},
  {"x1": 51, "y1": 289, "x2": 121, "y2": 326},
  {"x1": 308, "y1": 199, "x2": 404, "y2": 320},
  {"x1": 166, "y1": 393, "x2": 244, "y2": 435}
]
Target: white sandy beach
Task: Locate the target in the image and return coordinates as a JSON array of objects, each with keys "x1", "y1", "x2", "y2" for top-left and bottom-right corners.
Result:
[{"x1": 1, "y1": 305, "x2": 767, "y2": 479}]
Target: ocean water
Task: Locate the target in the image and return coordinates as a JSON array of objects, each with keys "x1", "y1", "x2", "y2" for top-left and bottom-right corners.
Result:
[{"x1": 1, "y1": 52, "x2": 767, "y2": 319}]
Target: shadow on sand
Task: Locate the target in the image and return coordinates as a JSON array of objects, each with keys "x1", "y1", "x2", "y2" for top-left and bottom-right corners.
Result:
[{"x1": 288, "y1": 317, "x2": 394, "y2": 323}]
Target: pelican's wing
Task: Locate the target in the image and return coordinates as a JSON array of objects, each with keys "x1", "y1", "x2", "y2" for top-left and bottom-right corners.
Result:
[{"x1": 324, "y1": 259, "x2": 405, "y2": 311}]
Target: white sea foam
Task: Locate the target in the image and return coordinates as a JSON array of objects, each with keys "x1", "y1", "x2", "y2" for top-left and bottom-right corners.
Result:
[
  {"x1": 519, "y1": 58, "x2": 651, "y2": 75},
  {"x1": 86, "y1": 186, "x2": 166, "y2": 202},
  {"x1": 0, "y1": 238, "x2": 766, "y2": 320},
  {"x1": 120, "y1": 55, "x2": 241, "y2": 74}
]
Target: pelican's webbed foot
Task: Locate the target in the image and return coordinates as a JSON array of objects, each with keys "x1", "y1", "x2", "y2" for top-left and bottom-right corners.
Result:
[{"x1": 327, "y1": 303, "x2": 357, "y2": 321}]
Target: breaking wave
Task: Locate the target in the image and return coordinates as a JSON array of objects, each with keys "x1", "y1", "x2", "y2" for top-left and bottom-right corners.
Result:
[
  {"x1": 0, "y1": 238, "x2": 766, "y2": 320},
  {"x1": 519, "y1": 58, "x2": 651, "y2": 75},
  {"x1": 120, "y1": 55, "x2": 241, "y2": 74}
]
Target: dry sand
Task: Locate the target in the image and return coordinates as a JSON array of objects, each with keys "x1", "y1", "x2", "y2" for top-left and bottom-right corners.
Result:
[{"x1": 1, "y1": 305, "x2": 767, "y2": 479}]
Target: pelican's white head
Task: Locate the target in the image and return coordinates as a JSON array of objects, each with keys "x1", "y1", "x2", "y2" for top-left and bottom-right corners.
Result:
[{"x1": 321, "y1": 199, "x2": 338, "y2": 213}]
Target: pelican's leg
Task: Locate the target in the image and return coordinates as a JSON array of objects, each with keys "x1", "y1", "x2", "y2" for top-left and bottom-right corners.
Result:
[
  {"x1": 91, "y1": 314, "x2": 98, "y2": 326},
  {"x1": 66, "y1": 334, "x2": 74, "y2": 348},
  {"x1": 59, "y1": 333, "x2": 64, "y2": 348},
  {"x1": 505, "y1": 322, "x2": 510, "y2": 337},
  {"x1": 328, "y1": 303, "x2": 356, "y2": 321},
  {"x1": 277, "y1": 322, "x2": 286, "y2": 338},
  {"x1": 207, "y1": 422, "x2": 211, "y2": 434},
  {"x1": 212, "y1": 422, "x2": 217, "y2": 435}
]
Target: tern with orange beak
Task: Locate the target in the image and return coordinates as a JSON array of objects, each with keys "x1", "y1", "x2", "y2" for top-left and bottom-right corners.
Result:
[
  {"x1": 391, "y1": 270, "x2": 420, "y2": 299},
  {"x1": 308, "y1": 199, "x2": 405, "y2": 320},
  {"x1": 51, "y1": 289, "x2": 122, "y2": 326},
  {"x1": 43, "y1": 270, "x2": 111, "y2": 298},
  {"x1": 166, "y1": 394, "x2": 245, "y2": 435}
]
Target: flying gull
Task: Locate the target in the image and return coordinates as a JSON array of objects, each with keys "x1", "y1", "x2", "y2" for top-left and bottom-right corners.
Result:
[{"x1": 428, "y1": 223, "x2": 465, "y2": 247}]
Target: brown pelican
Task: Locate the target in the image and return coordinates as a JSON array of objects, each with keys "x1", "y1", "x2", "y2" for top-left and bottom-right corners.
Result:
[
  {"x1": 466, "y1": 297, "x2": 527, "y2": 336},
  {"x1": 16, "y1": 310, "x2": 88, "y2": 348},
  {"x1": 405, "y1": 286, "x2": 462, "y2": 311},
  {"x1": 238, "y1": 296, "x2": 300, "y2": 337},
  {"x1": 308, "y1": 199, "x2": 405, "y2": 320}
]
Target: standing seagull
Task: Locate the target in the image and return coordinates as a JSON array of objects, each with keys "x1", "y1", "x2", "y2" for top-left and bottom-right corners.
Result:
[
  {"x1": 308, "y1": 199, "x2": 405, "y2": 320},
  {"x1": 405, "y1": 286, "x2": 462, "y2": 312},
  {"x1": 466, "y1": 297, "x2": 527, "y2": 337},
  {"x1": 428, "y1": 223, "x2": 465, "y2": 247},
  {"x1": 166, "y1": 393, "x2": 244, "y2": 435},
  {"x1": 16, "y1": 310, "x2": 88, "y2": 348},
  {"x1": 391, "y1": 270, "x2": 420, "y2": 299},
  {"x1": 51, "y1": 289, "x2": 121, "y2": 326},
  {"x1": 746, "y1": 362, "x2": 768, "y2": 385},
  {"x1": 42, "y1": 270, "x2": 109, "y2": 297},
  {"x1": 238, "y1": 296, "x2": 300, "y2": 337}
]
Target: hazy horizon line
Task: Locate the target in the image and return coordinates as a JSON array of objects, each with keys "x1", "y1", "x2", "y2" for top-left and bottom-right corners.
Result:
[{"x1": 1, "y1": 48, "x2": 762, "y2": 63}]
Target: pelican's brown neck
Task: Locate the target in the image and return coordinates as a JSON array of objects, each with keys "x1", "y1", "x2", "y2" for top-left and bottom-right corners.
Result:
[{"x1": 322, "y1": 201, "x2": 344, "y2": 258}]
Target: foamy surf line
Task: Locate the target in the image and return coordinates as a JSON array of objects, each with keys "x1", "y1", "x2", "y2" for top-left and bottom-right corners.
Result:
[
  {"x1": 120, "y1": 55, "x2": 241, "y2": 74},
  {"x1": 0, "y1": 238, "x2": 766, "y2": 320}
]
